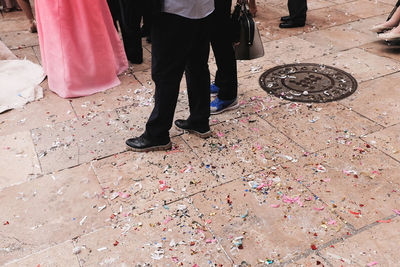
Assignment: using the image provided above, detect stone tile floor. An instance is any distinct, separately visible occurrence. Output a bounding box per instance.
[1,0,400,266]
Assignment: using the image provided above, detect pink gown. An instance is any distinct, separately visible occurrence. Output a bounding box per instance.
[35,0,128,98]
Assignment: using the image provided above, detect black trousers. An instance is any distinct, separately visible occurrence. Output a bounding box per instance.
[211,0,238,100]
[107,0,143,64]
[145,13,212,140]
[288,0,307,22]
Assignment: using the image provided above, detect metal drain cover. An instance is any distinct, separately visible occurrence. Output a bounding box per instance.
[259,63,358,103]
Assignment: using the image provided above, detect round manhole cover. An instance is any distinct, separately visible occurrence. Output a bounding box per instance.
[259,63,358,103]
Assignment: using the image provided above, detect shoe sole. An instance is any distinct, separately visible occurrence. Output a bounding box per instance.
[210,92,218,97]
[126,142,172,152]
[210,102,240,115]
[175,126,212,139]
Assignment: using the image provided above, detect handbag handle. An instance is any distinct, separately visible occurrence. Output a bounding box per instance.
[240,2,255,46]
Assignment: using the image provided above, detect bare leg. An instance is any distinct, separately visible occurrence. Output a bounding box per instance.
[15,0,36,32]
[382,7,400,28]
[248,0,257,17]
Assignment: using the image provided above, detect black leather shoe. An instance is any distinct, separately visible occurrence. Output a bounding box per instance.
[126,134,171,152]
[280,15,291,21]
[279,20,305,28]
[175,119,211,138]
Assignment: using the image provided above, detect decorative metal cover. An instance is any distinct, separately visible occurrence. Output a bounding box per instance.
[259,63,358,103]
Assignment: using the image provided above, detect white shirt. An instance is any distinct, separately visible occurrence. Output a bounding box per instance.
[163,0,215,19]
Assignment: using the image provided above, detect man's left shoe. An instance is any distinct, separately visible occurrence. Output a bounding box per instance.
[279,20,305,28]
[174,119,211,138]
[126,134,172,152]
[210,97,239,115]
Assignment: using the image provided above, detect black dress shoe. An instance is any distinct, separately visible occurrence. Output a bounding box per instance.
[174,119,211,138]
[126,134,171,152]
[279,20,306,28]
[280,15,291,21]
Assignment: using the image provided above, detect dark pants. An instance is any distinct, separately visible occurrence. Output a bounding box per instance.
[211,0,238,100]
[141,1,153,35]
[107,0,143,64]
[145,13,211,140]
[288,0,307,22]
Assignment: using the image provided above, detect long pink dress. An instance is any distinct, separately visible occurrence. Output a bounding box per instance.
[35,0,128,98]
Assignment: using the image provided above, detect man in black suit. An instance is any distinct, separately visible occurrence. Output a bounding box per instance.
[279,0,307,28]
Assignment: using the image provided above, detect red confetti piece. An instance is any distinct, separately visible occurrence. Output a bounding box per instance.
[349,210,361,215]
[376,219,391,223]
[113,241,119,246]
[3,221,9,225]
[310,244,317,250]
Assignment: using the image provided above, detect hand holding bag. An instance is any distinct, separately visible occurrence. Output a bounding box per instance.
[233,2,264,60]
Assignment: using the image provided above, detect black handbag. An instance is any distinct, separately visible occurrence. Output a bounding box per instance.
[233,2,264,60]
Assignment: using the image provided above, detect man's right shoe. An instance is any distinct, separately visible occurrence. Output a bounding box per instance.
[174,119,211,138]
[281,15,291,22]
[126,134,172,152]
[210,83,220,96]
[279,20,306,28]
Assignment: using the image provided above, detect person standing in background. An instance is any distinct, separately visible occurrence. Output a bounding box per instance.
[35,0,128,98]
[126,0,215,152]
[279,0,307,28]
[209,0,239,115]
[107,0,144,64]
[16,0,36,32]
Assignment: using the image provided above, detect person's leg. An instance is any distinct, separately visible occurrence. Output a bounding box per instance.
[248,0,257,17]
[144,13,190,141]
[107,0,120,30]
[185,15,211,129]
[288,0,307,23]
[141,0,152,37]
[382,6,400,28]
[211,0,238,101]
[118,0,143,63]
[16,0,36,32]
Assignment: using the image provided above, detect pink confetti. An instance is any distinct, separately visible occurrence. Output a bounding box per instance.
[205,239,217,243]
[367,261,378,266]
[296,200,304,207]
[206,219,212,224]
[328,219,337,225]
[270,204,280,208]
[119,192,131,199]
[313,206,325,211]
[256,183,266,190]
[393,209,400,215]
[217,132,224,137]
[282,195,300,204]
[163,216,172,225]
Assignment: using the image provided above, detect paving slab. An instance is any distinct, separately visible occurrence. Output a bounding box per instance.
[320,216,400,266]
[284,139,400,229]
[191,167,348,265]
[0,164,109,265]
[4,241,79,267]
[259,102,382,153]
[363,123,400,162]
[340,72,400,127]
[91,136,218,214]
[0,131,41,189]
[0,81,76,137]
[309,48,400,82]
[73,202,231,266]
[31,110,130,174]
